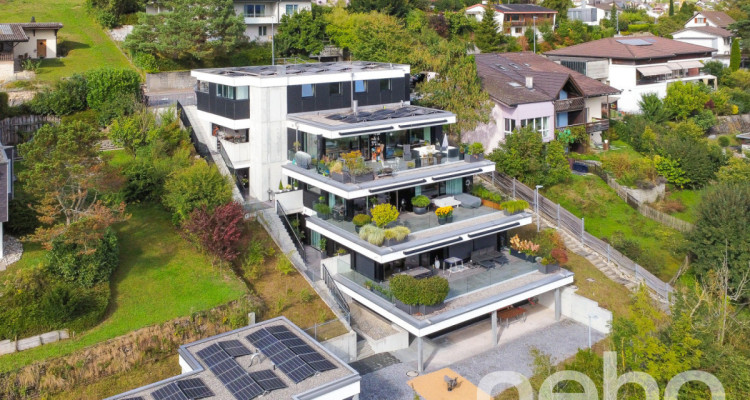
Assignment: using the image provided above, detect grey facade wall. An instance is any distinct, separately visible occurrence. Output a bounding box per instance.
[145,71,196,92]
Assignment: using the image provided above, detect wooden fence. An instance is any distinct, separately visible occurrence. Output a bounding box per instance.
[0,115,60,145]
[488,171,675,303]
[583,162,695,233]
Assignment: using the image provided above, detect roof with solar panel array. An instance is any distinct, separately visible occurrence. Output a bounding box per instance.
[193,61,409,79]
[105,317,360,400]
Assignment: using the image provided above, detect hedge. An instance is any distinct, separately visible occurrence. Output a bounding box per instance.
[390,274,450,306]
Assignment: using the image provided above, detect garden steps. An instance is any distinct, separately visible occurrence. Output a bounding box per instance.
[356,340,375,360]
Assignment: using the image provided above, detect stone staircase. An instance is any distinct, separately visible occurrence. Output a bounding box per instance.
[356,340,375,360]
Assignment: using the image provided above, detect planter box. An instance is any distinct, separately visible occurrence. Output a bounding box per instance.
[331,171,350,183]
[384,238,407,246]
[352,171,375,183]
[538,263,560,274]
[509,248,536,262]
[481,199,503,210]
[393,298,445,315]
[438,217,447,225]
[467,153,485,163]
[413,206,428,215]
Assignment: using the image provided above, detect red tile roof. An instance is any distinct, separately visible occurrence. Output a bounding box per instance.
[0,22,62,42]
[543,36,715,60]
[475,52,620,107]
[673,26,733,38]
[694,11,735,28]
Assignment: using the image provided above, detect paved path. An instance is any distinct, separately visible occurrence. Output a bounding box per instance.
[359,318,604,399]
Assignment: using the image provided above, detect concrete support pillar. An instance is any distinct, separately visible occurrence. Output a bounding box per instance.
[491,310,498,347]
[417,336,424,373]
[555,288,561,321]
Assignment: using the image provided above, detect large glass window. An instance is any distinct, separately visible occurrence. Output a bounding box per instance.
[197,80,209,93]
[518,117,550,137]
[302,84,314,98]
[244,4,266,17]
[216,84,248,100]
[354,80,366,93]
[285,4,299,15]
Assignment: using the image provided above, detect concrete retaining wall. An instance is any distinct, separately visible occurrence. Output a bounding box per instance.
[145,71,196,92]
[0,329,69,356]
[539,287,612,334]
[322,330,358,363]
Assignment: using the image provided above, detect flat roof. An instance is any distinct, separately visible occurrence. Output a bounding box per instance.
[193,61,410,79]
[106,317,359,400]
[287,104,456,137]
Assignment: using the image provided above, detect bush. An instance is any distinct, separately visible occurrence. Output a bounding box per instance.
[46,228,119,288]
[276,253,296,275]
[6,196,40,236]
[411,195,430,208]
[352,213,371,227]
[246,240,269,267]
[313,202,331,216]
[468,141,484,155]
[371,203,399,228]
[163,160,233,224]
[501,199,529,214]
[358,224,385,245]
[96,95,138,126]
[0,92,8,119]
[471,182,503,203]
[61,109,99,126]
[390,274,420,306]
[183,202,245,262]
[718,136,730,147]
[134,52,159,73]
[384,226,410,241]
[85,68,141,112]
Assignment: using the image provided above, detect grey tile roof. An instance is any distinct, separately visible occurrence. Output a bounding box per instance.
[494,4,557,13]
[544,36,715,60]
[694,11,735,28]
[0,22,63,42]
[475,52,620,107]
[673,26,734,38]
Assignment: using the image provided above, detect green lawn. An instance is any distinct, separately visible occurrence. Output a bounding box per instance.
[663,187,705,224]
[543,174,684,282]
[0,0,132,83]
[0,203,247,373]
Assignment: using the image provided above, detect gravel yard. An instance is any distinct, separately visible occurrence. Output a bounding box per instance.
[359,317,604,400]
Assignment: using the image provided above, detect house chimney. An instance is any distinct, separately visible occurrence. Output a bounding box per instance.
[352,99,358,115]
[525,76,534,89]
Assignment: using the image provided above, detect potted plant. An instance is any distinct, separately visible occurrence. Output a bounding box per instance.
[458,143,466,160]
[407,161,416,169]
[411,195,430,215]
[435,206,453,225]
[371,203,399,228]
[539,248,567,274]
[329,161,347,183]
[359,224,386,246]
[394,148,404,158]
[319,237,327,255]
[466,142,485,162]
[352,214,371,233]
[435,151,444,164]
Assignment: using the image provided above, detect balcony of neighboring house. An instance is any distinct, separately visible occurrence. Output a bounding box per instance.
[242,4,278,25]
[553,96,586,113]
[635,61,715,87]
[504,17,554,27]
[555,118,610,135]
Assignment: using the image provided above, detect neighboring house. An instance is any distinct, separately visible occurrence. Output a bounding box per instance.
[567,0,607,26]
[684,10,735,29]
[0,21,63,79]
[146,0,312,43]
[192,60,575,374]
[465,3,557,38]
[672,26,734,66]
[545,36,717,113]
[104,317,361,400]
[464,52,619,151]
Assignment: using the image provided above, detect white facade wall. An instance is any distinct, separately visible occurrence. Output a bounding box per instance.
[672,30,731,58]
[13,28,57,59]
[684,12,720,28]
[235,1,312,42]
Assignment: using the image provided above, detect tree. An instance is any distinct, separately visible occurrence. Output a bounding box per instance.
[542,0,573,20]
[163,160,233,224]
[638,93,672,123]
[662,81,710,120]
[276,7,328,57]
[657,122,726,188]
[488,126,569,186]
[730,39,741,71]
[669,0,674,16]
[18,122,127,250]
[729,6,750,52]
[108,105,156,155]
[347,0,421,18]
[544,140,572,185]
[325,10,413,63]
[475,6,502,52]
[124,0,246,64]
[689,182,750,296]
[183,202,244,263]
[46,227,119,288]
[702,60,727,83]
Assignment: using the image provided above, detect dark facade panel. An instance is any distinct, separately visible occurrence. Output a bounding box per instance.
[286,77,410,114]
[195,83,250,120]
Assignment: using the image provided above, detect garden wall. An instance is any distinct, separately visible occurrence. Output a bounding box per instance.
[0,330,69,356]
[538,287,612,334]
[711,114,750,136]
[145,71,196,93]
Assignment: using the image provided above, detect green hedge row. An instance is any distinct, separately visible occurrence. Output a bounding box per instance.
[390,274,450,306]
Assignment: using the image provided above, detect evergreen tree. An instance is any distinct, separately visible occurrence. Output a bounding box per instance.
[668,0,674,16]
[730,39,741,71]
[475,5,501,52]
[609,4,618,31]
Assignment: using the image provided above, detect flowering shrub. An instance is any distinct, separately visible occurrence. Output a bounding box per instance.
[435,206,453,218]
[510,234,540,256]
[371,203,399,228]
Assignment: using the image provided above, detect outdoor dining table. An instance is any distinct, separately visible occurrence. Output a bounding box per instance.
[444,257,465,276]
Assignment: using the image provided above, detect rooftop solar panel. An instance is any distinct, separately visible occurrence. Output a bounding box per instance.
[249,370,288,392]
[122,398,145,400]
[219,340,252,358]
[307,359,337,372]
[289,343,316,355]
[151,383,188,400]
[0,25,12,35]
[225,375,264,400]
[615,38,653,46]
[278,357,316,383]
[176,378,214,399]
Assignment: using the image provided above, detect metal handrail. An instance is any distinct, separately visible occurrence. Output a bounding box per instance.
[276,200,306,263]
[322,262,350,315]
